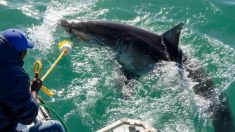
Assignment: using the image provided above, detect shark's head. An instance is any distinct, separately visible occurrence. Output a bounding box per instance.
[60,19,73,34]
[60,19,86,37]
[60,19,91,40]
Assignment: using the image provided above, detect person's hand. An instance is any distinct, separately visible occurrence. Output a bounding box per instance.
[31,77,42,93]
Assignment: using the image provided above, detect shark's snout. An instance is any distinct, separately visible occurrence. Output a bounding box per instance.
[59,19,69,26]
[59,19,72,33]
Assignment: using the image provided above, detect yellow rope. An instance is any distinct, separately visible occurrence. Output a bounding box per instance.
[33,49,67,96]
[33,60,42,77]
[33,40,72,97]
[40,86,54,96]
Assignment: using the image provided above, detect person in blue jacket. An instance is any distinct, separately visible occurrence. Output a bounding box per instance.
[0,29,64,132]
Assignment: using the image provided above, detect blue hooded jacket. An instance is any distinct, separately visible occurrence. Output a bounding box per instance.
[0,35,39,131]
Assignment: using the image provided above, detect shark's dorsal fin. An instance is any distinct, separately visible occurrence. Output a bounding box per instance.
[162,23,184,48]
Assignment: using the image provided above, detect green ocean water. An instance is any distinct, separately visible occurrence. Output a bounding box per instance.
[1,0,235,132]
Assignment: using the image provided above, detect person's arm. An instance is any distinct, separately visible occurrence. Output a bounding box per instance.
[4,77,39,125]
[31,91,38,99]
[30,77,42,100]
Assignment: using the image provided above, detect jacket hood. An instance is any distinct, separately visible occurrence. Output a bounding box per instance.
[0,35,24,66]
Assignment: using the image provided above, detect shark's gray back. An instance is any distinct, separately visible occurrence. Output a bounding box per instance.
[69,21,176,61]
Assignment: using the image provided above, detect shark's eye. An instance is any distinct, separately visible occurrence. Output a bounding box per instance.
[69,28,72,33]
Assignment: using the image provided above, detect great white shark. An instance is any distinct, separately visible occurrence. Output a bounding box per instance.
[60,19,234,131]
[60,19,183,79]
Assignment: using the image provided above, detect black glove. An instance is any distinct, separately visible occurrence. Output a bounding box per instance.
[31,77,42,93]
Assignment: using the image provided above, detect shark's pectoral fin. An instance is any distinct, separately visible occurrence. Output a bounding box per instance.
[162,23,184,48]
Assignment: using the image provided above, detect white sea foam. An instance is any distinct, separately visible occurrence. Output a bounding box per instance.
[18,4,40,20]
[27,0,98,54]
[0,0,7,5]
